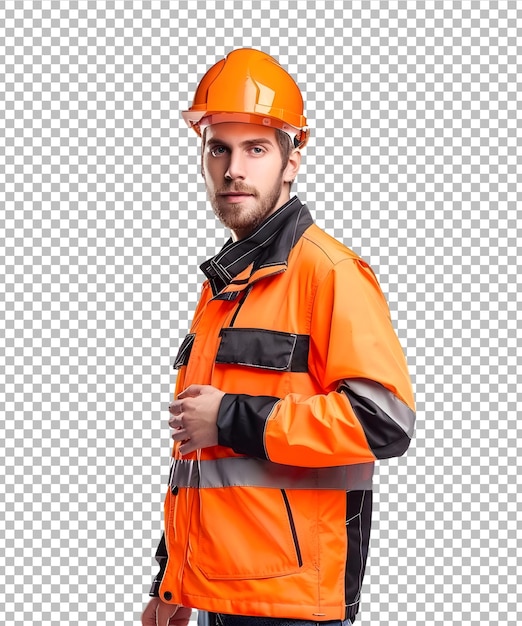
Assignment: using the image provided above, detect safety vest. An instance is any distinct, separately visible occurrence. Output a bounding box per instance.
[157,199,415,621]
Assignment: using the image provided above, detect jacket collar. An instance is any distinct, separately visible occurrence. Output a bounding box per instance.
[200,196,314,296]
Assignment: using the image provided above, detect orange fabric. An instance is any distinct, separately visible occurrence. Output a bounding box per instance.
[159,223,414,619]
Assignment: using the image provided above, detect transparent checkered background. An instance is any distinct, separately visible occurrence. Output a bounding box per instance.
[1,1,520,624]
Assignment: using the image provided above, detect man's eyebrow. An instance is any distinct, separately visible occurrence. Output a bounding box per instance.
[206,137,276,148]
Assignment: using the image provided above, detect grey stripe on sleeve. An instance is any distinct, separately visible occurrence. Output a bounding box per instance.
[342,378,415,438]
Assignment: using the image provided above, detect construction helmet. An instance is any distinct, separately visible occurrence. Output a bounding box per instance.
[182,48,310,149]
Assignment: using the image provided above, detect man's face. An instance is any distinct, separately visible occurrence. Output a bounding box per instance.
[201,122,300,240]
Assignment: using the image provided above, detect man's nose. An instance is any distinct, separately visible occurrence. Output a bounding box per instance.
[224,150,246,180]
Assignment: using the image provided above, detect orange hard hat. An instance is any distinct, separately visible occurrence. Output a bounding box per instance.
[182,49,310,148]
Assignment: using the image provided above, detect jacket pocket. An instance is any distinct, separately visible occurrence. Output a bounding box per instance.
[216,328,309,372]
[196,487,304,580]
[280,489,303,567]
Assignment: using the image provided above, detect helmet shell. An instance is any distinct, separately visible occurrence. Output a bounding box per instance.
[182,49,309,148]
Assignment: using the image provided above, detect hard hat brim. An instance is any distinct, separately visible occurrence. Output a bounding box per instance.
[182,111,309,148]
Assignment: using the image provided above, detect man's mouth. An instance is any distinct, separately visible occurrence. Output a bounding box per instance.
[218,192,254,202]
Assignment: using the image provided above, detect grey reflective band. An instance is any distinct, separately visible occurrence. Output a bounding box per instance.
[342,378,415,438]
[169,456,374,492]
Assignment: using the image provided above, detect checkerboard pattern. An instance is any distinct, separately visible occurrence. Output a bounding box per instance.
[1,1,520,624]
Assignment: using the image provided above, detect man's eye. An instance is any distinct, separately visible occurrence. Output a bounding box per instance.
[210,146,227,156]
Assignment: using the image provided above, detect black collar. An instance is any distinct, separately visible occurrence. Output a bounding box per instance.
[200,196,314,296]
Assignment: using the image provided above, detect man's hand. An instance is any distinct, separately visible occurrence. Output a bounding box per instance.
[141,597,192,626]
[169,384,225,455]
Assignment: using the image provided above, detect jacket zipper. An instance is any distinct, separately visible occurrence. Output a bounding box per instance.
[280,489,303,567]
[228,284,253,327]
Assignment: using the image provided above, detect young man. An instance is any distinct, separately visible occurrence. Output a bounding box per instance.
[142,49,415,626]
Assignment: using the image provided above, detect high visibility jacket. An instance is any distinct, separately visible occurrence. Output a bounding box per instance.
[153,198,415,622]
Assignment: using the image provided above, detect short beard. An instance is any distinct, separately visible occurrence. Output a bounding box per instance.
[208,170,286,238]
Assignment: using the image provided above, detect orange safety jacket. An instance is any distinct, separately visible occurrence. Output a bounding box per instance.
[151,197,415,622]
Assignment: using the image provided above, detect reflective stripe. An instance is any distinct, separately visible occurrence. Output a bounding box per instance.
[342,378,415,438]
[169,456,374,492]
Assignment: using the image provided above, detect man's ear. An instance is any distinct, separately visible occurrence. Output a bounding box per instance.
[283,149,302,183]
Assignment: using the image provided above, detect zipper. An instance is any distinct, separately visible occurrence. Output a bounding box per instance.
[228,284,253,327]
[226,261,287,324]
[280,489,303,567]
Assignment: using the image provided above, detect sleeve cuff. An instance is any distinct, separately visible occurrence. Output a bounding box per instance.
[217,393,280,459]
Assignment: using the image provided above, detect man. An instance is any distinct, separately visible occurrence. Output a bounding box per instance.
[142,48,415,626]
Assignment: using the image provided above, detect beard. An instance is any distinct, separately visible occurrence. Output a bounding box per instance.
[208,172,286,238]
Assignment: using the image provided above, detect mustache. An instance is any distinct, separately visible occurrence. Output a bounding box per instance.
[216,183,257,196]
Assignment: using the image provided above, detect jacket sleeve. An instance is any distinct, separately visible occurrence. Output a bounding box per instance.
[217,258,415,467]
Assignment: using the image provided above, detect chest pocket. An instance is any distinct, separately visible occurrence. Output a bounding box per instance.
[216,328,309,372]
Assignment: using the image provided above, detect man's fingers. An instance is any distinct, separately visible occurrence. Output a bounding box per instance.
[168,411,184,429]
[141,602,154,625]
[157,602,181,626]
[142,598,165,625]
[170,606,192,626]
[178,439,197,455]
[177,384,204,399]
[169,401,183,416]
[142,599,192,626]
[171,429,189,441]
